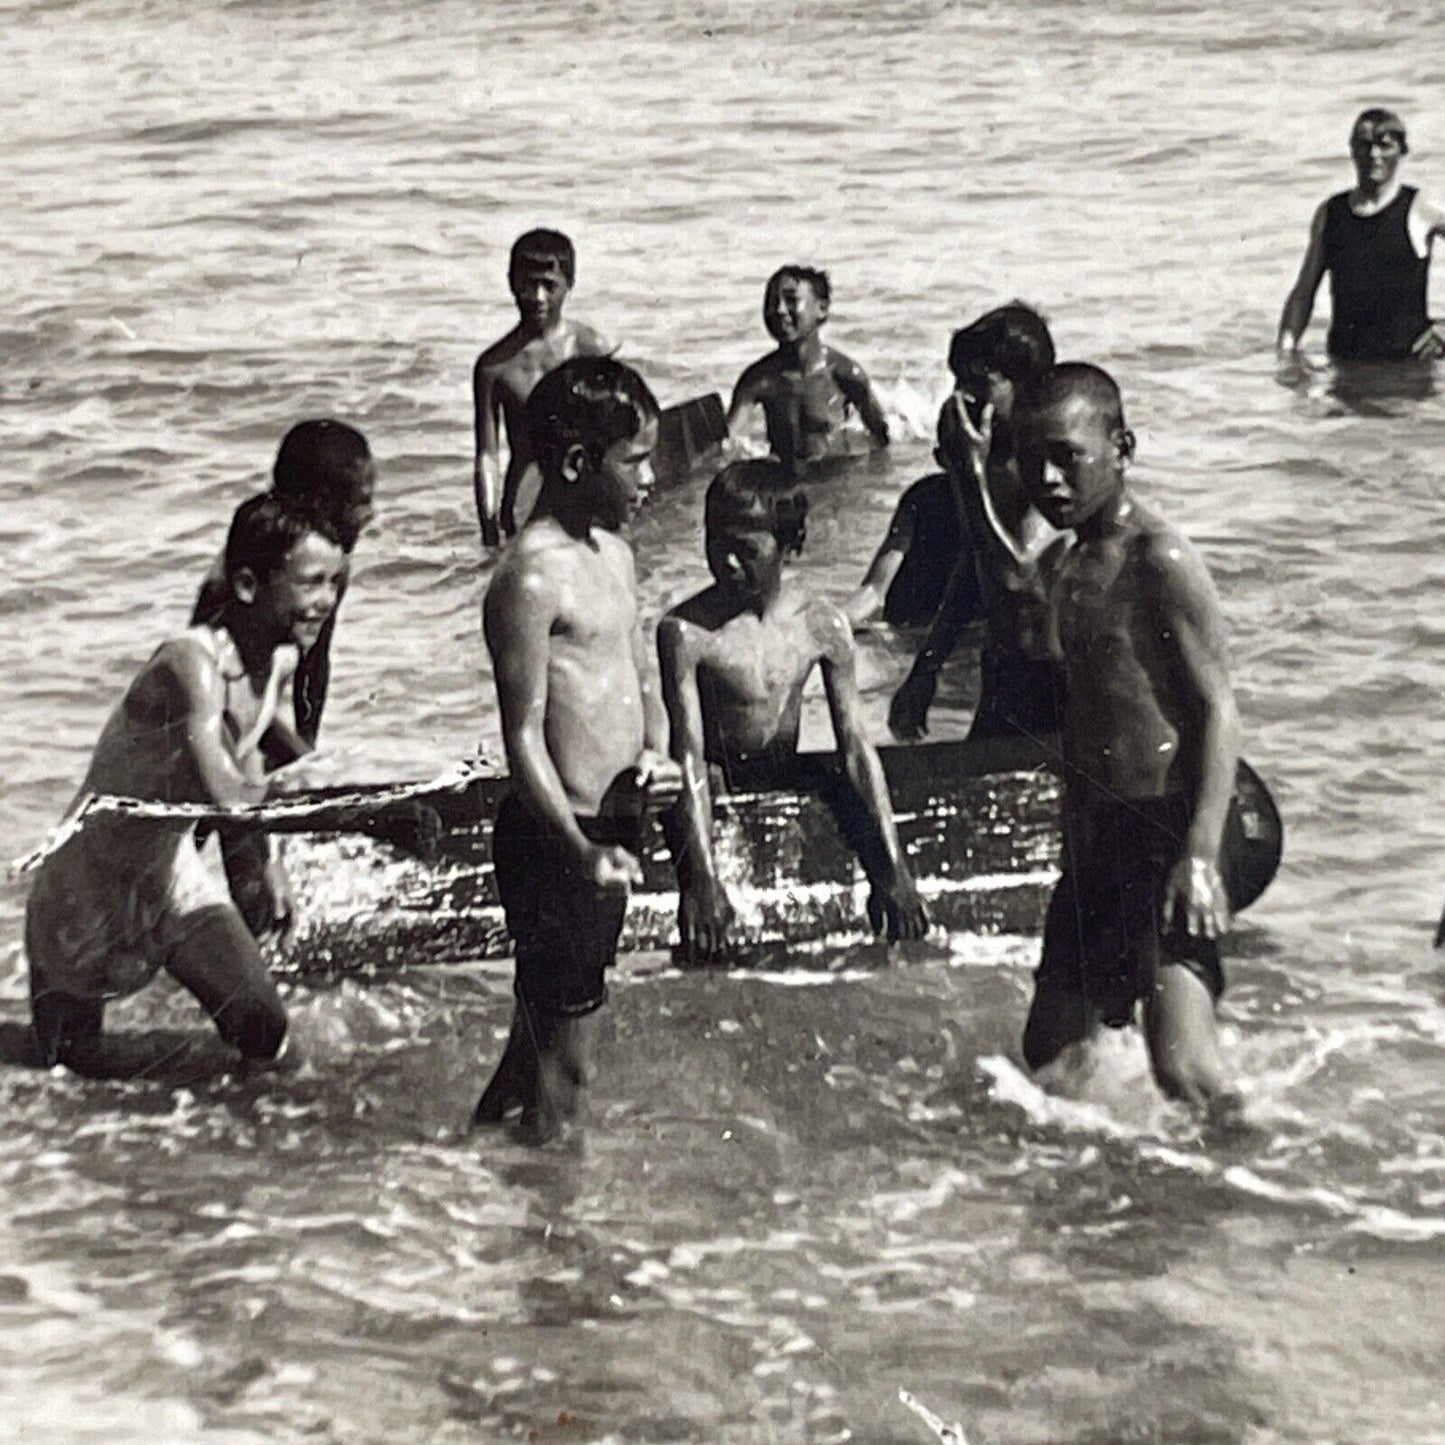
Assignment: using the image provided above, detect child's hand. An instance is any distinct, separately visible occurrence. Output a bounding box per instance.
[586,843,643,893]
[1162,854,1229,939]
[635,750,683,810]
[867,874,929,942]
[678,876,737,964]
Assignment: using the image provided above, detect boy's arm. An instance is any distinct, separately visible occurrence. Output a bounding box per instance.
[1147,534,1242,939]
[814,603,927,941]
[725,361,766,437]
[1411,197,1445,359]
[657,615,735,962]
[472,357,503,546]
[831,351,890,445]
[483,562,639,889]
[845,494,916,626]
[887,558,978,740]
[631,591,681,799]
[1278,201,1328,355]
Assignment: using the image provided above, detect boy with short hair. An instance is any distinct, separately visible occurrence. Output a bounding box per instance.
[888,303,1063,743]
[472,355,680,1141]
[472,228,612,545]
[1014,363,1243,1112]
[191,419,376,935]
[726,266,890,474]
[26,494,347,1075]
[659,459,927,964]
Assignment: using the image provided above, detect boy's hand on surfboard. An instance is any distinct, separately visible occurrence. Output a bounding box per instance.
[678,877,737,965]
[1162,854,1229,940]
[635,750,683,810]
[868,874,929,943]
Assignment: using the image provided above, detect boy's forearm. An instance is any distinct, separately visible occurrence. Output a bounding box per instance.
[909,561,974,677]
[842,736,908,885]
[1184,694,1242,862]
[674,752,721,887]
[506,730,595,865]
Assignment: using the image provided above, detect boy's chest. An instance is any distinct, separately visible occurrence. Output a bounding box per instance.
[1057,548,1138,660]
[706,617,812,702]
[554,558,636,649]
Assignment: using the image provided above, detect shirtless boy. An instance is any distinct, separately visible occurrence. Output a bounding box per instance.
[1014,364,1243,1112]
[1279,108,1445,362]
[26,494,347,1074]
[192,419,376,935]
[888,304,1064,743]
[472,228,612,545]
[473,356,680,1141]
[658,460,927,964]
[726,266,890,474]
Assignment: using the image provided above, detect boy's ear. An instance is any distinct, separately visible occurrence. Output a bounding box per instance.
[559,442,590,484]
[231,567,260,605]
[1116,427,1137,463]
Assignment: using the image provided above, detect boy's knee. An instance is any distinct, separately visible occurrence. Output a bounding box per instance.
[215,995,288,1061]
[1150,1051,1227,1109]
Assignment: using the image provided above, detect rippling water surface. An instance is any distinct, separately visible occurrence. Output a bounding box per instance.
[3,1,1444,1440]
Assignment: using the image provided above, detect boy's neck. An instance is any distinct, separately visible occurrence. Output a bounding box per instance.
[1075,487,1134,544]
[780,331,825,368]
[1353,175,1400,210]
[520,313,565,342]
[532,495,601,546]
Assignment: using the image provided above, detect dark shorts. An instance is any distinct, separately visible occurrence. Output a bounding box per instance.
[1036,792,1240,1027]
[492,794,641,1018]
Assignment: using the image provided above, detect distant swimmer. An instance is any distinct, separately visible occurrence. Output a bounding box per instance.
[1014,364,1245,1117]
[473,357,681,1142]
[888,304,1065,743]
[472,228,612,545]
[1278,108,1445,363]
[192,420,377,936]
[726,265,890,473]
[26,494,347,1075]
[658,460,926,964]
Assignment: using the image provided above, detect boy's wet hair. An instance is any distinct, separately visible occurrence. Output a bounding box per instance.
[704,459,808,556]
[765,265,832,307]
[1351,107,1408,155]
[271,419,374,550]
[948,303,1056,388]
[224,492,338,586]
[1020,362,1129,434]
[526,355,659,479]
[509,228,577,286]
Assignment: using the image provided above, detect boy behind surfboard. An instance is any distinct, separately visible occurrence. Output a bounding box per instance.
[26,494,347,1075]
[658,459,927,963]
[1014,363,1244,1115]
[726,266,890,474]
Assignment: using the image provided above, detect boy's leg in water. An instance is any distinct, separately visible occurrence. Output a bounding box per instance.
[475,992,600,1143]
[29,960,105,1071]
[1143,961,1237,1114]
[473,1004,538,1123]
[1022,878,1094,1071]
[162,904,288,1062]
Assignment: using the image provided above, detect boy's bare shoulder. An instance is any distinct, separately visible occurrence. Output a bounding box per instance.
[474,328,528,375]
[824,345,869,382]
[571,321,612,355]
[800,593,854,658]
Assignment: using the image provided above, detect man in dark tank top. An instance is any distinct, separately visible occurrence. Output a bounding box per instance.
[1279,109,1445,362]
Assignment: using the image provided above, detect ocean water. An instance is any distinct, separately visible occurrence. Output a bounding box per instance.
[2,0,1444,1440]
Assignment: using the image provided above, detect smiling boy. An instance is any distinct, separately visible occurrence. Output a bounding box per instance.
[26,495,347,1074]
[473,356,680,1141]
[1014,364,1243,1114]
[658,459,926,963]
[1279,108,1445,361]
[726,266,890,473]
[472,229,612,544]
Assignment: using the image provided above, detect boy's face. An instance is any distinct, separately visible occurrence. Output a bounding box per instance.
[1350,122,1404,187]
[706,505,785,605]
[1016,392,1125,532]
[249,531,347,653]
[951,356,1015,426]
[764,276,827,344]
[510,258,570,328]
[577,416,658,531]
[340,464,376,548]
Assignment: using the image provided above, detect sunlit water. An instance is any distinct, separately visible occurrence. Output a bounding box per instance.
[2,1,1444,1440]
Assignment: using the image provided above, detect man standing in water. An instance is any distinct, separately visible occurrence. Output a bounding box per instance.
[473,356,679,1142]
[1278,108,1445,362]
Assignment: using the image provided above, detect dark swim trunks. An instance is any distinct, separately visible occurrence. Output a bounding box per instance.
[491,793,643,1017]
[1036,791,1243,1027]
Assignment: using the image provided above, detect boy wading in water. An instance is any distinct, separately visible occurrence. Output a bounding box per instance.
[658,460,927,964]
[726,266,890,474]
[1015,364,1243,1115]
[474,356,680,1141]
[472,229,612,546]
[26,495,347,1074]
